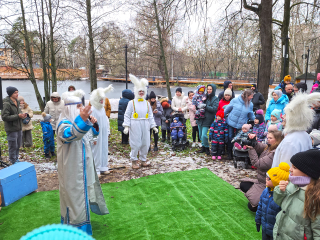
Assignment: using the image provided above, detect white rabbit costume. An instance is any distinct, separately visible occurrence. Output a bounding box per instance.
[272,92,320,168]
[123,74,157,162]
[89,85,113,174]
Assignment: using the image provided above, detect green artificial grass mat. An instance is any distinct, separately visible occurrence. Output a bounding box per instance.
[0,168,260,240]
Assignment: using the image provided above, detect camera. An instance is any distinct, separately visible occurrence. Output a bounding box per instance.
[241,138,258,148]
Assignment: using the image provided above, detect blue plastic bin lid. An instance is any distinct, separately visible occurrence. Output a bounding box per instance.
[0,162,35,184]
[20,224,95,240]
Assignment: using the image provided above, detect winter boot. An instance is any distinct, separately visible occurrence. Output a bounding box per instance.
[132,161,140,169]
[45,153,50,158]
[217,156,222,160]
[197,146,206,153]
[51,152,56,157]
[154,146,158,151]
[161,130,166,142]
[141,161,150,167]
[227,150,233,160]
[205,147,210,156]
[212,156,216,160]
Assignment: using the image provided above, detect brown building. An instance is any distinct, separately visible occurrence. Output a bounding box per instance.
[0,47,13,66]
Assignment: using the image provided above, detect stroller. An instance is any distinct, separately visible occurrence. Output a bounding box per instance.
[169,112,189,151]
[232,120,256,169]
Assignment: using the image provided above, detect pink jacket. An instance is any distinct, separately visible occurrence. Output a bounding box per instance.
[311,83,319,93]
[186,98,197,127]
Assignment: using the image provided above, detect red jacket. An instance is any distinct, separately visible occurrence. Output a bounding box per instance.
[217,99,230,112]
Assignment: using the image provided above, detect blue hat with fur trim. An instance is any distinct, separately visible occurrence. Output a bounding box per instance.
[174,117,179,122]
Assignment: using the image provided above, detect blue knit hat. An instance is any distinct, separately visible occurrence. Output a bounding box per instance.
[271,109,282,121]
[174,117,179,122]
[20,224,95,240]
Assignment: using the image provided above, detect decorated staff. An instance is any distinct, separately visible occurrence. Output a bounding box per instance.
[123,74,157,169]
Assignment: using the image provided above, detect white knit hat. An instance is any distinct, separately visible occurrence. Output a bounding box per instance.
[224,88,232,96]
[310,129,320,146]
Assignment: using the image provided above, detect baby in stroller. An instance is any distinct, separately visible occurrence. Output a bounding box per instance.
[170,117,185,144]
[192,85,206,120]
[232,124,252,150]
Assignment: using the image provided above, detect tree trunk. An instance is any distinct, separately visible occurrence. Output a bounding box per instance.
[86,0,97,91]
[316,48,320,77]
[40,0,49,101]
[153,0,171,100]
[20,0,44,111]
[258,1,273,107]
[280,0,291,79]
[243,0,272,109]
[48,0,57,92]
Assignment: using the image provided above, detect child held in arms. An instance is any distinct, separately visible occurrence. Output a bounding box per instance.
[41,112,55,158]
[170,117,185,144]
[192,85,206,119]
[255,162,290,240]
[209,110,228,160]
[232,123,252,150]
[252,109,266,143]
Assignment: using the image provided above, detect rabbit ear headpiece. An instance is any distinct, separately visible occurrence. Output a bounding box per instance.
[61,89,85,105]
[284,92,320,134]
[90,85,114,109]
[129,74,149,99]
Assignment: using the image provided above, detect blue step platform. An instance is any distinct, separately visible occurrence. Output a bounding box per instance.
[0,162,38,206]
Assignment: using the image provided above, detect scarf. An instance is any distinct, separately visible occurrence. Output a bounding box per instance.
[289,175,311,187]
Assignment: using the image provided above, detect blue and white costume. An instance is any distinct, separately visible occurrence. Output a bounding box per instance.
[57,90,108,235]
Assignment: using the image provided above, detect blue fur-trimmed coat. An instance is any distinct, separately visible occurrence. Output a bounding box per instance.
[255,188,281,237]
[252,123,266,142]
[209,118,228,156]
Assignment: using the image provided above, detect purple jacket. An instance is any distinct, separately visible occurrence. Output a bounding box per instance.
[252,123,266,142]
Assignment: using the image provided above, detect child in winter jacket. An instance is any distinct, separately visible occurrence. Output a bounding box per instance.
[309,129,320,149]
[161,98,173,142]
[252,109,266,143]
[217,88,232,112]
[170,117,185,144]
[232,123,251,150]
[41,112,55,158]
[255,162,290,240]
[264,109,282,135]
[192,85,206,119]
[273,149,320,239]
[209,110,228,160]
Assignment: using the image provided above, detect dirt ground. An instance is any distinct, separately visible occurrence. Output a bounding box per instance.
[2,141,257,192]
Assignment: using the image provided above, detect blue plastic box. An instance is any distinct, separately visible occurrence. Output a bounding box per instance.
[0,162,38,206]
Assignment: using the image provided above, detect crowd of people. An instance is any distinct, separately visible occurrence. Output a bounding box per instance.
[2,73,320,239]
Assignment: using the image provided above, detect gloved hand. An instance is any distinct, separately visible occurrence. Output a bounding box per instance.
[199,103,206,109]
[256,223,260,232]
[123,126,129,135]
[152,127,158,134]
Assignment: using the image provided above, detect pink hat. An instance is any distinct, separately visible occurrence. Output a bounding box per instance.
[317,73,320,81]
[242,124,252,131]
[268,124,278,132]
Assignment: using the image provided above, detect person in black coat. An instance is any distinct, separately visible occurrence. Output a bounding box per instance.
[118,89,134,144]
[250,84,265,112]
[218,80,235,100]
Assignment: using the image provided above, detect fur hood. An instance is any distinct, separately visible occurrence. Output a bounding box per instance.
[174,92,185,99]
[129,74,148,99]
[90,85,114,110]
[269,94,289,105]
[284,92,320,134]
[61,89,85,105]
